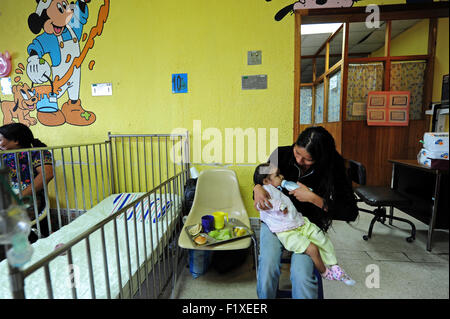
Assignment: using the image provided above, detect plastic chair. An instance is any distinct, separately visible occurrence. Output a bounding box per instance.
[346,159,416,242]
[178,168,259,271]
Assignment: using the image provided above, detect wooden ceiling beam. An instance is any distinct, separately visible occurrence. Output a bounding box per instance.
[296,3,449,24]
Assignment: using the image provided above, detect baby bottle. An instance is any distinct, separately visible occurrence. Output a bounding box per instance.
[281,180,300,191]
[281,180,313,192]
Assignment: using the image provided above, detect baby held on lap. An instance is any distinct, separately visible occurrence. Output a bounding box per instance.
[254,163,355,286]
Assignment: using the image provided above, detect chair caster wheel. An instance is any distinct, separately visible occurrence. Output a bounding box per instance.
[363,235,369,241]
[406,236,415,243]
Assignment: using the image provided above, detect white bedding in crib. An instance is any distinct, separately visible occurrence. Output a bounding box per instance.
[0,192,181,299]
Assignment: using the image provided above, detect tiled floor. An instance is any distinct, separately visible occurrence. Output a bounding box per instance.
[172,203,449,299]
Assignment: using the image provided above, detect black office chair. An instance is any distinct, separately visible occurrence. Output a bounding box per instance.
[346,159,416,243]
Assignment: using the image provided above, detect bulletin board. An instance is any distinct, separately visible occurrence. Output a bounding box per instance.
[367,91,410,126]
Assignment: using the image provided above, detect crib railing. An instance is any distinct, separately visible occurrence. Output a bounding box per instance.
[0,141,113,237]
[0,132,190,237]
[1,132,190,299]
[8,172,186,299]
[108,133,190,194]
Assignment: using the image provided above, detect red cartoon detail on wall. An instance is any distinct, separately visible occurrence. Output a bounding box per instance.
[1,0,110,127]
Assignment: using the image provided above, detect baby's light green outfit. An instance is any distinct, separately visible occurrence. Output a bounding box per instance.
[260,184,337,265]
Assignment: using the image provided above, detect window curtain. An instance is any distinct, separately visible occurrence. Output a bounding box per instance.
[328,70,341,122]
[314,82,324,124]
[300,87,313,124]
[390,61,426,120]
[346,63,384,120]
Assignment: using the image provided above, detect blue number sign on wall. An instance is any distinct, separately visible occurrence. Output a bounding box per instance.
[172,73,188,93]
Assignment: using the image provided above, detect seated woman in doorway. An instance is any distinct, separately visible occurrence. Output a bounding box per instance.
[0,123,54,243]
[253,126,358,299]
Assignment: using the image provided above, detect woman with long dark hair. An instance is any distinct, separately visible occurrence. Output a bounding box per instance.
[0,123,54,243]
[253,126,358,299]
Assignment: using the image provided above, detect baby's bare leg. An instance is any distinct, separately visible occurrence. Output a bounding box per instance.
[304,243,326,274]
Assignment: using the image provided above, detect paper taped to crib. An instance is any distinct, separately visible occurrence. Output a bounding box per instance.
[111,193,174,223]
[0,192,181,299]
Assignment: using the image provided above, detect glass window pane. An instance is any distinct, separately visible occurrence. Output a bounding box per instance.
[316,47,326,79]
[329,27,343,69]
[301,58,314,83]
[300,87,313,124]
[390,19,427,56]
[328,70,341,122]
[348,22,386,58]
[301,32,329,79]
[314,82,324,124]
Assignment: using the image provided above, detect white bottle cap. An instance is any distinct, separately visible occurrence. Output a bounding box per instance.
[190,166,199,179]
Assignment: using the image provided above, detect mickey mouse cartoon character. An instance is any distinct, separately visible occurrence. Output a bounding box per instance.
[27,0,95,126]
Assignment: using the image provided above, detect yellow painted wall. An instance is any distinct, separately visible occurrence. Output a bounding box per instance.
[371,19,429,57]
[0,0,295,217]
[0,0,448,217]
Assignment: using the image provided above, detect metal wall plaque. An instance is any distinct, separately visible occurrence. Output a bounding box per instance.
[242,75,267,90]
[248,50,262,65]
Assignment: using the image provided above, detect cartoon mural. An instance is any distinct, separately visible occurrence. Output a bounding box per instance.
[265,0,358,21]
[0,0,110,127]
[1,83,38,127]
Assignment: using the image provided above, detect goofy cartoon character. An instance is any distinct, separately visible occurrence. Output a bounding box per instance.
[27,0,95,126]
[265,0,357,21]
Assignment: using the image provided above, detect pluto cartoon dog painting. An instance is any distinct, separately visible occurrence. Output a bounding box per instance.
[1,83,38,127]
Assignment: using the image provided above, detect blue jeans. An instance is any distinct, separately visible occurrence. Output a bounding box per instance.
[257,222,319,299]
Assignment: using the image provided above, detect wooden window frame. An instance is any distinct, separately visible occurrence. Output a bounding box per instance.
[293,2,448,141]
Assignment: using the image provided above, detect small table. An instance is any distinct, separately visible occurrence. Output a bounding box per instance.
[389,159,449,251]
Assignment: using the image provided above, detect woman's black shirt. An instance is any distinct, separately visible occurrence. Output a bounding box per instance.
[268,145,358,231]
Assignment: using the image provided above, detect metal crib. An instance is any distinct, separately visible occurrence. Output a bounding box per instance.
[0,132,190,299]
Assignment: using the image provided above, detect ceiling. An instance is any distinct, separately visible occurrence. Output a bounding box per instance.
[300,19,422,83]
